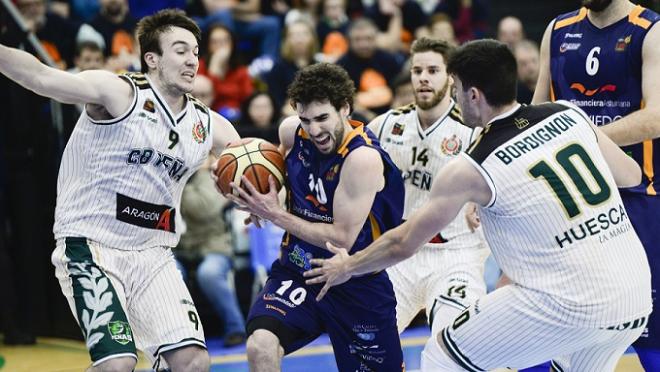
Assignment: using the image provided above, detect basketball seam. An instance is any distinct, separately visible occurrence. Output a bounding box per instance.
[244,143,264,193]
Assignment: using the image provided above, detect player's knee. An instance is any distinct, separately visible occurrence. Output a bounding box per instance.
[89,356,136,372]
[421,332,465,371]
[247,329,281,360]
[165,346,210,372]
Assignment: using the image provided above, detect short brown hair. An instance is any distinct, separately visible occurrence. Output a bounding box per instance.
[287,63,355,112]
[410,37,454,64]
[136,9,201,73]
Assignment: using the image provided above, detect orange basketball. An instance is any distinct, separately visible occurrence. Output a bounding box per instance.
[215,138,286,196]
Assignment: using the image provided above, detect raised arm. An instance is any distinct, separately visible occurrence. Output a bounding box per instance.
[531,20,555,104]
[599,23,660,146]
[0,44,132,116]
[210,111,241,155]
[278,115,300,155]
[304,156,492,299]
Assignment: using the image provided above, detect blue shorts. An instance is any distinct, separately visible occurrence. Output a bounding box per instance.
[621,191,660,350]
[247,260,404,371]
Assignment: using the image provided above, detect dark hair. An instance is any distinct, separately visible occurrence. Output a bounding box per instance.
[203,23,241,71]
[136,9,202,73]
[287,63,355,112]
[75,41,103,57]
[410,37,454,64]
[240,91,278,126]
[446,39,517,107]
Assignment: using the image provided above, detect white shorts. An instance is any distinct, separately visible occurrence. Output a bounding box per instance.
[51,237,205,369]
[387,245,488,334]
[423,284,647,371]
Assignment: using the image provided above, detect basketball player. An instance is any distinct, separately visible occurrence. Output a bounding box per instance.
[368,37,487,336]
[533,1,660,368]
[227,63,406,372]
[305,40,652,372]
[0,9,240,372]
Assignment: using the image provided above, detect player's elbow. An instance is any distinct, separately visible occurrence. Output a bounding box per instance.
[618,161,643,188]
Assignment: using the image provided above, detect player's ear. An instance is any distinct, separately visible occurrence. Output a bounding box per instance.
[143,52,158,70]
[339,102,350,119]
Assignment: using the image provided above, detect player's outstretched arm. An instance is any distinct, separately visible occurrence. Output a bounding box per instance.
[304,156,492,300]
[0,44,132,116]
[593,122,642,187]
[277,115,301,156]
[210,111,241,155]
[531,20,555,104]
[599,23,660,146]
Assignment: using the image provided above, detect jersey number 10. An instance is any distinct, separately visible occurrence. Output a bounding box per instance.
[528,143,611,219]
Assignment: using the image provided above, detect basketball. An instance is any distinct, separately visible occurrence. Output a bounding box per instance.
[215,138,286,196]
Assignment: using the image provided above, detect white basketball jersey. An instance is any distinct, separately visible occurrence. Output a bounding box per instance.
[377,101,480,248]
[54,73,213,250]
[464,101,651,326]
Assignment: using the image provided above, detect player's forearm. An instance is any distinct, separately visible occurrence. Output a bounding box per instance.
[600,108,660,146]
[345,227,413,277]
[0,44,50,94]
[270,208,353,251]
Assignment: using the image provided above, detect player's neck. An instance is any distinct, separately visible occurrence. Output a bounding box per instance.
[587,0,635,28]
[148,74,187,115]
[483,101,520,127]
[417,94,451,130]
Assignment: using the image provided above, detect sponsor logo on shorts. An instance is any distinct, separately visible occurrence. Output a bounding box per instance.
[263,293,297,308]
[108,321,133,345]
[265,304,287,316]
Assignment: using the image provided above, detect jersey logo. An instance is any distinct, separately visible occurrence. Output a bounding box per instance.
[559,42,581,52]
[441,135,462,155]
[391,122,405,135]
[192,121,207,143]
[143,99,155,113]
[116,193,176,233]
[514,117,530,129]
[615,35,632,52]
[325,164,340,181]
[569,82,617,96]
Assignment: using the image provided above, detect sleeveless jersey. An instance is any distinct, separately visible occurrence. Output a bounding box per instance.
[280,121,405,275]
[550,5,660,195]
[377,101,480,248]
[464,102,651,327]
[54,72,213,250]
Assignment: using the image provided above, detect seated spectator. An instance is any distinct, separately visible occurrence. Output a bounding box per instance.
[200,0,281,76]
[284,0,322,25]
[90,0,138,61]
[15,0,104,69]
[429,13,458,46]
[176,156,247,348]
[514,39,540,104]
[497,15,525,50]
[238,92,280,143]
[198,24,253,121]
[265,20,319,116]
[337,18,402,115]
[316,0,350,63]
[434,0,488,43]
[366,0,429,54]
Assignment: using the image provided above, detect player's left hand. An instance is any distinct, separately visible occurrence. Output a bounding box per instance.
[465,202,480,232]
[227,175,281,221]
[303,242,352,301]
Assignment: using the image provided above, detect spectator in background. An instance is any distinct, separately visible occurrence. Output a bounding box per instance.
[177,156,247,348]
[497,15,524,50]
[513,39,539,104]
[15,0,104,68]
[429,13,458,46]
[200,0,281,76]
[266,20,319,116]
[128,0,187,19]
[90,0,137,59]
[198,24,253,121]
[285,0,322,25]
[192,74,215,107]
[434,0,488,43]
[316,0,350,63]
[238,92,280,143]
[390,70,414,108]
[337,18,402,116]
[366,0,429,54]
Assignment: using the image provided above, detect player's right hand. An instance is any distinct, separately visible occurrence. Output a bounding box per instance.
[304,242,352,301]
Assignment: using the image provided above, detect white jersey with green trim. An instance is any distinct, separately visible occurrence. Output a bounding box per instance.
[54,73,213,250]
[464,101,651,327]
[377,101,480,249]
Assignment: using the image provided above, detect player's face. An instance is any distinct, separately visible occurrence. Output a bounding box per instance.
[582,0,613,12]
[452,77,480,128]
[411,51,450,110]
[296,101,347,154]
[154,27,199,95]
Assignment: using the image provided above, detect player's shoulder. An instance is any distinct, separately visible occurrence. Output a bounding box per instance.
[467,103,572,164]
[389,103,417,116]
[553,7,588,31]
[186,93,210,116]
[121,71,151,90]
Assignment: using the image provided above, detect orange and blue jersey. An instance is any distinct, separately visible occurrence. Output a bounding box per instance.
[279,120,405,275]
[549,5,660,195]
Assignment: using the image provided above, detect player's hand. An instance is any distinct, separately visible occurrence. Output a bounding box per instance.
[227,175,281,221]
[465,202,480,232]
[303,242,352,301]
